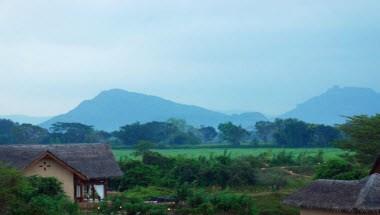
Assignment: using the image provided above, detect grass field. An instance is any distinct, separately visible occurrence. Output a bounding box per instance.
[112,147,344,160]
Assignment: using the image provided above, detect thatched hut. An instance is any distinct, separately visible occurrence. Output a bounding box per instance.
[0,143,122,202]
[283,173,380,215]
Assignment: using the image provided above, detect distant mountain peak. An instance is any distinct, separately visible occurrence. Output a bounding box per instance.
[281,86,380,125]
[41,89,266,131]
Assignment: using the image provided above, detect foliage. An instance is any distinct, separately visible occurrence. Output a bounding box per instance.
[116,121,201,146]
[1,116,342,147]
[114,149,328,192]
[0,119,49,144]
[218,122,249,146]
[257,168,289,191]
[315,158,367,180]
[113,147,343,160]
[118,159,160,190]
[337,114,380,165]
[252,193,298,215]
[177,190,257,215]
[0,164,29,215]
[98,194,167,215]
[27,176,64,196]
[0,164,79,215]
[198,126,218,142]
[49,122,105,143]
[255,119,341,147]
[133,140,155,156]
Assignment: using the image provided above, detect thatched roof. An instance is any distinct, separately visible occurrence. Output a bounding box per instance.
[283,174,380,213]
[370,156,380,174]
[0,143,123,179]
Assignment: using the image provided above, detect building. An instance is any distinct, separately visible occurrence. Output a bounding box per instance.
[0,143,123,202]
[284,158,380,215]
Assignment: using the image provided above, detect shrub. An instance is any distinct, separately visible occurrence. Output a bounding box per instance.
[315,159,367,180]
[0,164,80,215]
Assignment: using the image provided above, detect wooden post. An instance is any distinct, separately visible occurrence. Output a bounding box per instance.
[104,178,108,199]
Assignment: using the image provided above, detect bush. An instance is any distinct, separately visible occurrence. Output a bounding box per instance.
[0,164,80,215]
[98,194,167,215]
[315,159,367,180]
[182,190,257,215]
[257,168,288,191]
[118,159,160,190]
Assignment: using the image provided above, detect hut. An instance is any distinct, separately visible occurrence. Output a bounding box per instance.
[0,143,123,202]
[283,156,380,215]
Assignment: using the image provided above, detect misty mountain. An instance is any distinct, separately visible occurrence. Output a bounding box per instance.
[41,89,267,131]
[0,115,51,125]
[281,86,380,125]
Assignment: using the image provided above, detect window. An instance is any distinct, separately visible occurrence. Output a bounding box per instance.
[76,185,81,198]
[94,185,105,200]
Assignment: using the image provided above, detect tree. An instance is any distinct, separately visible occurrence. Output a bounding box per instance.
[310,124,341,147]
[49,122,101,143]
[218,122,248,146]
[133,140,155,156]
[12,124,49,144]
[116,121,202,146]
[0,119,17,144]
[255,121,277,144]
[0,164,28,214]
[273,119,312,147]
[198,126,217,142]
[337,115,380,165]
[117,122,178,145]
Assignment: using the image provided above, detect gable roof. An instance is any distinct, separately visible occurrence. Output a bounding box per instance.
[283,173,380,213]
[0,143,123,179]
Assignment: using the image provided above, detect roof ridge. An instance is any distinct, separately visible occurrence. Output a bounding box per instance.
[354,174,377,208]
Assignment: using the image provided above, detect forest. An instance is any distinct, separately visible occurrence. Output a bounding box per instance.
[0,118,341,148]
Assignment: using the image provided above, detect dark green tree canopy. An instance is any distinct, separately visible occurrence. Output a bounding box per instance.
[337,114,380,165]
[49,122,101,143]
[218,122,248,146]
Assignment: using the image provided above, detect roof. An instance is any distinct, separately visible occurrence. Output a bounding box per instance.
[370,155,380,174]
[0,143,123,179]
[283,173,380,213]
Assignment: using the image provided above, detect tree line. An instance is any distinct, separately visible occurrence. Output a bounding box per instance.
[0,117,341,147]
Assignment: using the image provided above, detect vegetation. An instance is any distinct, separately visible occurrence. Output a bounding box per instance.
[2,114,380,215]
[218,122,249,146]
[104,148,327,215]
[113,147,343,160]
[315,158,367,180]
[255,119,341,147]
[0,164,80,215]
[0,117,341,148]
[337,114,380,165]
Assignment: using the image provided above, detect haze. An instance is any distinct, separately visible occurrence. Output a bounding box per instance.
[1,0,379,116]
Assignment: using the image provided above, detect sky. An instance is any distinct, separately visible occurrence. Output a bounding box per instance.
[0,0,379,117]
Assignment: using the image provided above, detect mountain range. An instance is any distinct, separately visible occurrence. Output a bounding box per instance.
[40,89,267,131]
[281,86,380,125]
[3,86,380,131]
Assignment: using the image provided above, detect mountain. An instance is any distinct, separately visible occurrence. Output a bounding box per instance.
[41,89,267,131]
[281,86,380,125]
[0,115,51,125]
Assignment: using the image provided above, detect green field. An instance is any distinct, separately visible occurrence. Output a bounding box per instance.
[112,147,344,160]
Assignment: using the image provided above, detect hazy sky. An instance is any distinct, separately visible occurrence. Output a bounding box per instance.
[1,0,379,116]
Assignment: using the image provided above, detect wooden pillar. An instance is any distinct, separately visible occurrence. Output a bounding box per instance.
[104,178,108,198]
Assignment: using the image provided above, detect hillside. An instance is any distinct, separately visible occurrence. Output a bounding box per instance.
[41,89,266,131]
[281,86,380,125]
